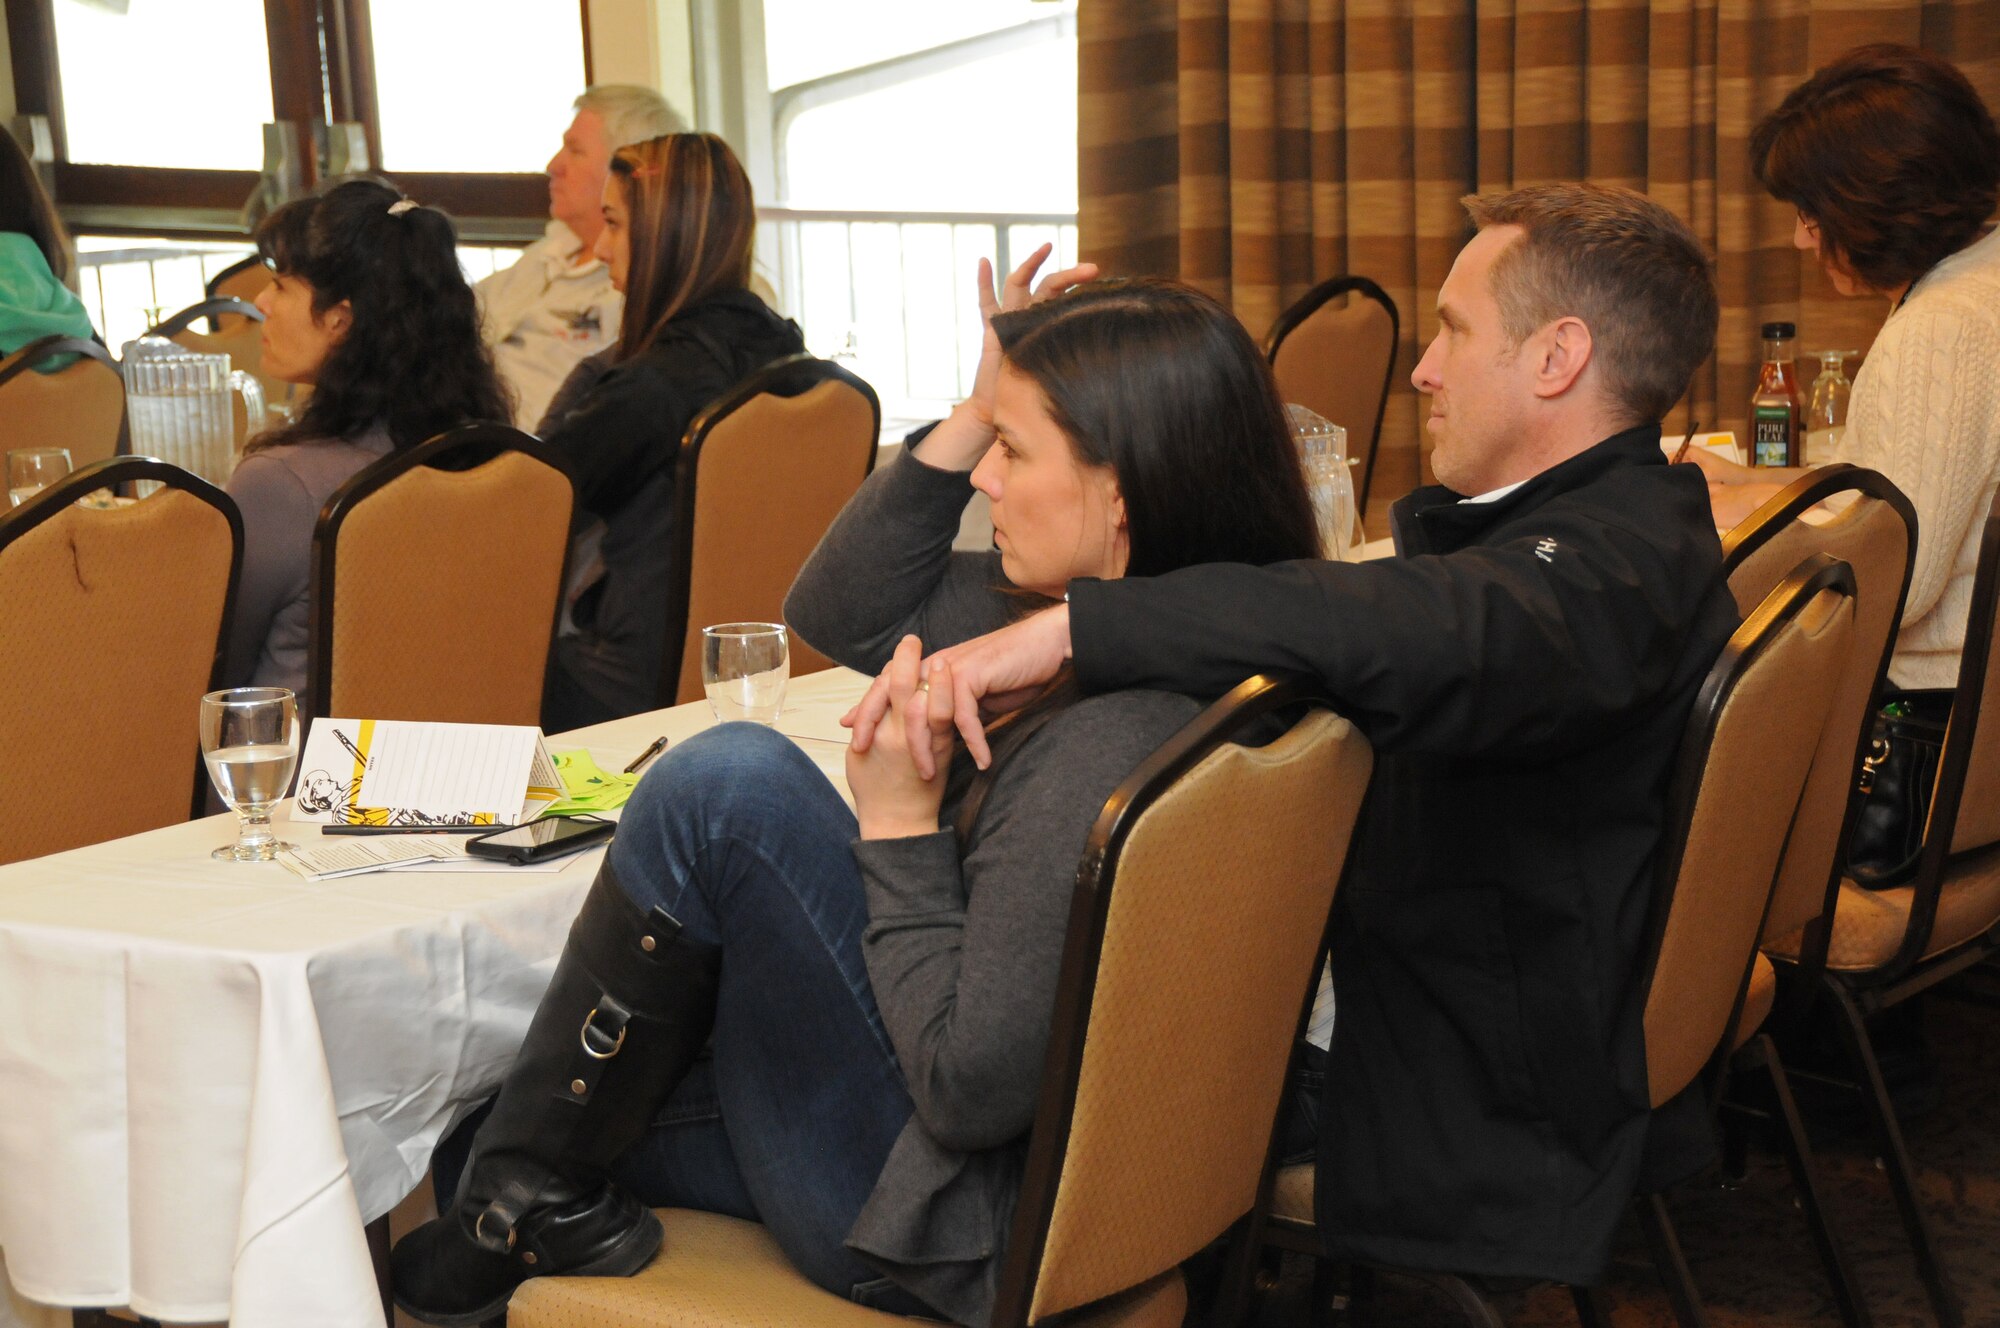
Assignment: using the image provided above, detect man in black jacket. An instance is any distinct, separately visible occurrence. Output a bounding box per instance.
[851,183,1739,1284]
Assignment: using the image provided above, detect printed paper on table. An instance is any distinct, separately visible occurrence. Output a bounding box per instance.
[291,719,562,826]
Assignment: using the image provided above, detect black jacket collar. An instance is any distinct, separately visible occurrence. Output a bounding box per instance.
[1393,423,1664,555]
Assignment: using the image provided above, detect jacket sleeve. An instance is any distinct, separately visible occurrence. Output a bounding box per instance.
[853,691,1192,1150]
[1070,505,1725,759]
[784,450,1016,675]
[536,360,686,518]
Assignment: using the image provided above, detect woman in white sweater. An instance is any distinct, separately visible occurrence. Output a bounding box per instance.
[1698,43,2000,690]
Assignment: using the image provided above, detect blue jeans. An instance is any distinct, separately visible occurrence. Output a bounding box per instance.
[441,724,931,1314]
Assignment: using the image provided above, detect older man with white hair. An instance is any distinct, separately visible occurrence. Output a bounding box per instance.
[478,84,685,430]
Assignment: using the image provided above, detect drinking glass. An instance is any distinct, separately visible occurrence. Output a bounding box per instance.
[7,447,72,507]
[702,623,790,725]
[200,687,300,861]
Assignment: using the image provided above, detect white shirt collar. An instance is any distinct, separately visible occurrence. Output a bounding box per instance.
[542,219,606,278]
[1458,479,1527,505]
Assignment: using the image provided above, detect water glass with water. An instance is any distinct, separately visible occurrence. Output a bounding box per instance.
[1288,404,1359,560]
[702,623,790,726]
[200,687,300,861]
[8,447,72,507]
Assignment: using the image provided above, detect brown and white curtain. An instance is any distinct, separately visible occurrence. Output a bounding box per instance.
[1078,0,2000,513]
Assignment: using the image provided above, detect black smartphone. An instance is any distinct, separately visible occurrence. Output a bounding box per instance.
[465,815,616,865]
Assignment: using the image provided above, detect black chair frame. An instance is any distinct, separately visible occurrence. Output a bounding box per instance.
[203,254,272,327]
[1263,275,1400,512]
[1,455,244,821]
[306,422,575,723]
[655,353,881,708]
[144,296,264,339]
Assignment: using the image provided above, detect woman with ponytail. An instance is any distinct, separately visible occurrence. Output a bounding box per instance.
[536,132,806,730]
[221,177,511,696]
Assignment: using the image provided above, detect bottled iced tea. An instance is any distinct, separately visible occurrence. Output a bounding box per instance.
[1749,321,1803,467]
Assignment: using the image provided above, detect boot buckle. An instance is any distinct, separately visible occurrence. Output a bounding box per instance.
[580,1006,628,1060]
[474,1206,518,1253]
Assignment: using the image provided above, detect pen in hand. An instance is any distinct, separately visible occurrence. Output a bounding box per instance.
[1672,419,1701,465]
[624,736,670,775]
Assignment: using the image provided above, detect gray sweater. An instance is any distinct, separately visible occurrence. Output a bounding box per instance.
[785,452,1197,1326]
[222,428,394,698]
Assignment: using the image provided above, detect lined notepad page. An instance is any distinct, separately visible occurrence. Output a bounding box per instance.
[356,723,542,819]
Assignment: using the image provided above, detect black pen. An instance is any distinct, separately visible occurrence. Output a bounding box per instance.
[624,736,669,775]
[322,824,502,836]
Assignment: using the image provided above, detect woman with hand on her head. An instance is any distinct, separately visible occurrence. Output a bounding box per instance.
[1693,44,2000,691]
[535,132,806,731]
[390,253,1321,1328]
[220,178,511,698]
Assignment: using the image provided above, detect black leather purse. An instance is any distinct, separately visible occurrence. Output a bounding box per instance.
[1847,689,1954,889]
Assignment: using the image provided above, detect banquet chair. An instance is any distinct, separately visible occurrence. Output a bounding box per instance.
[144,297,289,440]
[1760,489,2000,1328]
[1264,276,1399,512]
[1246,556,1859,1328]
[659,353,879,706]
[0,334,127,466]
[1708,464,1917,1326]
[308,423,573,725]
[0,457,242,867]
[507,672,1375,1328]
[204,253,273,325]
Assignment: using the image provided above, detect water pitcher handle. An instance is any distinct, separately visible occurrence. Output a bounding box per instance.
[229,370,267,444]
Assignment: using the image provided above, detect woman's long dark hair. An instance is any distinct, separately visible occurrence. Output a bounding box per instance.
[0,126,72,282]
[609,133,756,363]
[248,177,511,452]
[950,278,1322,840]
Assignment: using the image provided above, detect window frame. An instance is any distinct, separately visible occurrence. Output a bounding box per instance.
[6,0,585,242]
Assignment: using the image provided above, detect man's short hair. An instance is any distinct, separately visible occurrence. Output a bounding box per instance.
[1462,183,1717,427]
[574,85,687,150]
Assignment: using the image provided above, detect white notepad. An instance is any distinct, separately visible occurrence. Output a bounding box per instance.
[292,718,562,827]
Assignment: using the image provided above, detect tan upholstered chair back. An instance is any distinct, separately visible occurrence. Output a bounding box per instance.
[667,358,879,705]
[0,459,240,865]
[1002,678,1374,1324]
[1721,466,1916,941]
[312,427,573,725]
[1643,557,1856,1107]
[1265,277,1399,511]
[1938,491,2000,854]
[0,337,126,468]
[205,256,273,325]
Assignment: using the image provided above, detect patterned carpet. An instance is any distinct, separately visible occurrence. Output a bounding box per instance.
[1248,987,2000,1328]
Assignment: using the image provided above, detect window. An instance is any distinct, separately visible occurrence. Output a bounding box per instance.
[53,0,274,171]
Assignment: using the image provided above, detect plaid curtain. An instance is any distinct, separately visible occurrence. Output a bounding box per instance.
[1079,0,2000,517]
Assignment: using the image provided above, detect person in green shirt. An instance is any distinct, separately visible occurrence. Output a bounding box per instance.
[0,127,98,365]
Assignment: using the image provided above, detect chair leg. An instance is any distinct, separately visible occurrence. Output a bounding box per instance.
[1306,1255,1338,1328]
[1635,1192,1709,1328]
[1570,1283,1616,1328]
[1210,1215,1263,1328]
[1743,1034,1873,1328]
[1825,979,1963,1328]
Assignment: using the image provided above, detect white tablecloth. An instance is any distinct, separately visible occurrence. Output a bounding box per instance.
[0,669,866,1327]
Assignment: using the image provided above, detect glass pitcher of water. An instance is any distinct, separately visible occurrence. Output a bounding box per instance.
[1289,403,1359,560]
[121,337,265,487]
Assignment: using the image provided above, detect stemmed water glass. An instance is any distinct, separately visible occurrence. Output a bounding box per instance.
[7,448,72,507]
[701,623,790,725]
[200,687,301,861]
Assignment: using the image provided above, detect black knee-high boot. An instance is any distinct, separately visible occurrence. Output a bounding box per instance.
[391,862,723,1327]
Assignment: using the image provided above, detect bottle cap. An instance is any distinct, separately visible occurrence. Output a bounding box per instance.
[1761,321,1797,339]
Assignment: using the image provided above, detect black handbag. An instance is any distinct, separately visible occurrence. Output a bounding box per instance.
[1847,688,1954,889]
